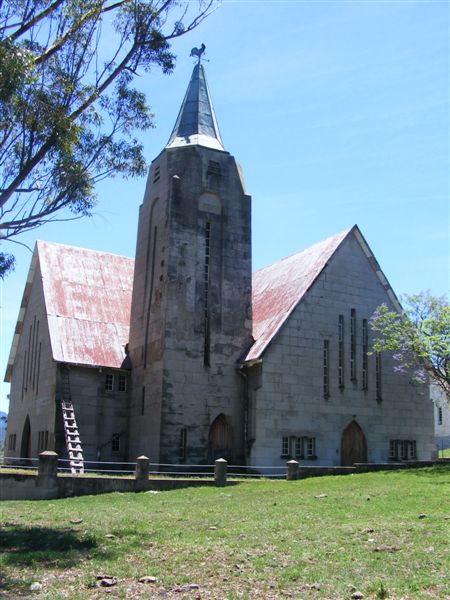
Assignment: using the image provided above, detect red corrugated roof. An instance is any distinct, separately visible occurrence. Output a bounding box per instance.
[37,240,134,369]
[9,229,359,374]
[244,228,353,362]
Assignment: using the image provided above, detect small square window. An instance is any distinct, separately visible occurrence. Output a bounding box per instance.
[118,374,127,392]
[105,374,114,391]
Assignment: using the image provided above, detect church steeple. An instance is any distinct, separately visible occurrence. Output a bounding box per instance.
[166,63,224,151]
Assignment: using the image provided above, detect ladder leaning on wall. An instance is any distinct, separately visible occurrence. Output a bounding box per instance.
[60,367,85,474]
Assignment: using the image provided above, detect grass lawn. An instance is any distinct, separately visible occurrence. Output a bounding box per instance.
[0,466,448,599]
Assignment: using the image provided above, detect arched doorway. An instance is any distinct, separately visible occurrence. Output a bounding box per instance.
[341,420,367,466]
[20,415,31,463]
[208,414,233,462]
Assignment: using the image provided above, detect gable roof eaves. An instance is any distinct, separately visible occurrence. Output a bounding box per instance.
[4,243,40,382]
[243,227,353,364]
[352,226,402,313]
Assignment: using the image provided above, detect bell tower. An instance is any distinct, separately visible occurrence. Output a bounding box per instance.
[127,60,253,464]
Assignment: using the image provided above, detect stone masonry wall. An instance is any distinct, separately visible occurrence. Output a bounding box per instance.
[5,261,57,460]
[159,146,252,464]
[248,232,435,467]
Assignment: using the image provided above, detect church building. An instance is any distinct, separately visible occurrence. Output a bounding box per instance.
[4,61,435,470]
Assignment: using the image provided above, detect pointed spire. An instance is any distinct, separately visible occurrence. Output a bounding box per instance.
[166,63,224,151]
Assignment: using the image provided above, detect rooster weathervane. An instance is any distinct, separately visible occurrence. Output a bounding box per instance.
[190,43,209,63]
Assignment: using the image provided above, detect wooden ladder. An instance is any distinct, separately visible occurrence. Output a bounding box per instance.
[60,368,85,474]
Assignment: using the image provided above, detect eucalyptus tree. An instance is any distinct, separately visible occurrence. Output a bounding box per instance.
[0,0,217,276]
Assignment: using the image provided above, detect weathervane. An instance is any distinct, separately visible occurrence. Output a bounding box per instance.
[190,43,209,63]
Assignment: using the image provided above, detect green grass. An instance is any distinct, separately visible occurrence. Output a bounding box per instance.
[0,466,449,599]
[438,448,450,459]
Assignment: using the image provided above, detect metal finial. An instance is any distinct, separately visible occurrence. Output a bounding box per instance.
[190,43,207,63]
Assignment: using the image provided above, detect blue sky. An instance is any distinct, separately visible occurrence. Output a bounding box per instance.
[1,0,449,412]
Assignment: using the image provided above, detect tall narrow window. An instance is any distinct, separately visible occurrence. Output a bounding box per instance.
[323,340,330,399]
[141,386,146,416]
[32,320,40,391]
[306,437,316,458]
[30,316,36,386]
[203,221,211,367]
[26,325,32,388]
[36,342,42,395]
[118,374,127,392]
[8,434,16,451]
[281,437,289,457]
[179,427,187,461]
[112,433,120,453]
[437,406,443,425]
[375,352,382,402]
[350,309,356,380]
[362,319,368,390]
[295,437,303,458]
[338,315,344,388]
[144,225,158,368]
[21,351,27,400]
[105,374,114,391]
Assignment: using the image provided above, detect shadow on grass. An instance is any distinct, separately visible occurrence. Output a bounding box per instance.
[0,524,113,596]
[0,524,106,567]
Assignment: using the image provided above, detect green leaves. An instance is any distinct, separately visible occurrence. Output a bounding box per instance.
[371,292,450,400]
[0,0,217,276]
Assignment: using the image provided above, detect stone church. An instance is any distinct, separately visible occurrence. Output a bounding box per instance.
[4,62,435,470]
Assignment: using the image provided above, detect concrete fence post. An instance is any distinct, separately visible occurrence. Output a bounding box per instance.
[135,455,150,491]
[286,459,299,481]
[214,458,227,487]
[37,451,58,483]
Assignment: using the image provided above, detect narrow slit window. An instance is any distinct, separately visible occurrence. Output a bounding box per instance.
[21,351,27,400]
[32,319,39,390]
[437,406,443,425]
[323,340,330,399]
[8,434,16,451]
[141,386,146,416]
[203,221,211,367]
[179,427,187,461]
[36,342,42,395]
[350,309,356,380]
[281,437,289,457]
[338,315,344,388]
[362,319,368,390]
[375,352,382,402]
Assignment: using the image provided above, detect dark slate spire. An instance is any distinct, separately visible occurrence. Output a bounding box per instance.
[166,63,224,151]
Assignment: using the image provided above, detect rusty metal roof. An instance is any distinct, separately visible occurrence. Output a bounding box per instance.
[7,226,399,378]
[39,240,134,369]
[244,228,353,363]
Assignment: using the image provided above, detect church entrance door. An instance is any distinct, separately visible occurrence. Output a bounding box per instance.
[208,414,233,462]
[341,420,367,466]
[20,415,31,464]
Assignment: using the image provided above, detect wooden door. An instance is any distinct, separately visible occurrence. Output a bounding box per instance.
[341,420,367,466]
[208,414,233,462]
